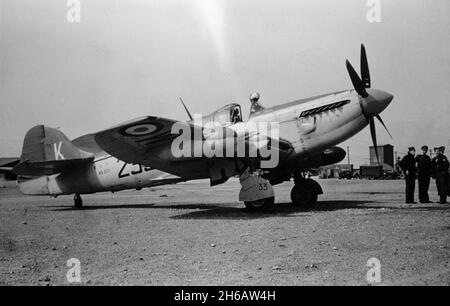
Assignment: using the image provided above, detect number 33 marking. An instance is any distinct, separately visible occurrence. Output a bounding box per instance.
[258,183,268,191]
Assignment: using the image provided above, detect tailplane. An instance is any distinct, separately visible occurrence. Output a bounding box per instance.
[20,125,83,162]
[13,125,93,176]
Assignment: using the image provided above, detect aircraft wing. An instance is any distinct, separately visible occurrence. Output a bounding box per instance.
[94,116,293,162]
[72,133,104,154]
[94,116,205,165]
[94,116,294,184]
[94,116,228,182]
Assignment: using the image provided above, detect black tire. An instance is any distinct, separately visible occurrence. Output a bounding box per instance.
[244,197,275,212]
[74,194,83,208]
[290,185,318,207]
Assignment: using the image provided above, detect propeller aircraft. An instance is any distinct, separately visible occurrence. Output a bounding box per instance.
[10,45,393,211]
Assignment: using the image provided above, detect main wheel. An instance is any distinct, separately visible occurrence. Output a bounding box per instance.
[290,185,317,207]
[244,197,275,212]
[74,194,83,208]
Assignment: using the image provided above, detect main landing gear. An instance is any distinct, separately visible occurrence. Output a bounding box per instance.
[290,175,323,207]
[74,194,83,208]
[238,169,323,212]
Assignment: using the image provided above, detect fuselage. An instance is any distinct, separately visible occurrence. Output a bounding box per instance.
[18,154,183,196]
[249,89,368,160]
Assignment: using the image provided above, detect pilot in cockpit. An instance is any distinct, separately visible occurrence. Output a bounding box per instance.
[231,106,242,123]
[249,92,265,116]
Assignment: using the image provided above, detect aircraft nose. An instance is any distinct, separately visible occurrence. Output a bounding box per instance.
[362,89,393,115]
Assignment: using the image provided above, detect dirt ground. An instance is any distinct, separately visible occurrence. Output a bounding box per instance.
[0,178,449,286]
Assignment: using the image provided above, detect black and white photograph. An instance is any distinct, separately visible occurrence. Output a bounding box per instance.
[0,0,449,292]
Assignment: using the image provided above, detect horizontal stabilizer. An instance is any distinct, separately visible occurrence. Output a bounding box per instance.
[0,157,20,167]
[12,157,94,176]
[0,167,14,171]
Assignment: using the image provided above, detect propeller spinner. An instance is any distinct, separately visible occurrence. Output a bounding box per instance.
[346,44,394,163]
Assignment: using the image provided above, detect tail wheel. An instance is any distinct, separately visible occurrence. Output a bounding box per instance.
[74,194,83,208]
[291,185,317,207]
[244,197,275,212]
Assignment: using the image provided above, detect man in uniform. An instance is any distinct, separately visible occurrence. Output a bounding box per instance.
[399,147,417,204]
[249,92,265,116]
[432,146,449,204]
[414,145,433,203]
[433,147,439,156]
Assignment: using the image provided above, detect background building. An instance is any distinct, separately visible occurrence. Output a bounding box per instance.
[369,144,394,171]
[319,164,354,179]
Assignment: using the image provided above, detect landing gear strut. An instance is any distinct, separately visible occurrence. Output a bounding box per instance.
[290,175,322,207]
[74,194,83,208]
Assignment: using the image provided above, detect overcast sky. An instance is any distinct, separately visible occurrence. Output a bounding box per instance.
[1,0,449,165]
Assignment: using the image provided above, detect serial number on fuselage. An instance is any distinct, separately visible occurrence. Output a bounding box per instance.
[96,159,152,178]
[118,162,152,178]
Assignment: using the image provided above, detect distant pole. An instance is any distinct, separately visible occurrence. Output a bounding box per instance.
[347,146,350,167]
[394,151,398,170]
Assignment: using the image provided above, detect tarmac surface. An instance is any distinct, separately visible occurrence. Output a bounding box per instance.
[0,178,449,285]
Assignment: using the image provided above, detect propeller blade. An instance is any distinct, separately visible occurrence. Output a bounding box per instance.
[346,60,368,98]
[375,114,393,138]
[369,116,380,164]
[360,44,371,88]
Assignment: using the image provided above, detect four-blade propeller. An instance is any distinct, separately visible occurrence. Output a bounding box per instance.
[346,44,392,164]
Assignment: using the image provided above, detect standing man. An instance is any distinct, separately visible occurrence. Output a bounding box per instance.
[433,147,439,158]
[399,147,417,204]
[432,146,449,204]
[414,145,433,203]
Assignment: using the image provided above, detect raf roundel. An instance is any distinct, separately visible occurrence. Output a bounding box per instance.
[121,123,161,136]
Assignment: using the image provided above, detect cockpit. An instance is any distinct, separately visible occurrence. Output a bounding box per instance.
[203,103,243,126]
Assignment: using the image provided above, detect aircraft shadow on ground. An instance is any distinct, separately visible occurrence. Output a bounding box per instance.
[45,200,408,219]
[47,199,449,219]
[170,200,379,220]
[171,202,449,220]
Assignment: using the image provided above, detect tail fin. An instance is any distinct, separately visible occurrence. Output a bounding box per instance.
[19,125,83,163]
[13,125,93,177]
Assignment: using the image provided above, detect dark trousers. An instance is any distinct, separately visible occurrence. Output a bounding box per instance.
[435,172,448,203]
[418,175,430,203]
[405,174,415,203]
